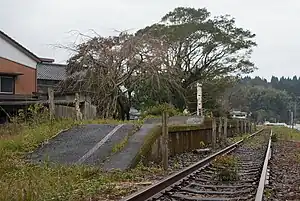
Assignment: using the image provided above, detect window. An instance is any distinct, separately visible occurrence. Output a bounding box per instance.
[0,76,14,94]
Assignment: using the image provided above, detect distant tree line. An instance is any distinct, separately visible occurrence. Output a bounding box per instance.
[227,76,299,123]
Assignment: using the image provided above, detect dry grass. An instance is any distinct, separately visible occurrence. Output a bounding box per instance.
[272,126,300,141]
[0,107,163,201]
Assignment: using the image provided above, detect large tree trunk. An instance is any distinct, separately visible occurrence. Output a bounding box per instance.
[117,95,131,120]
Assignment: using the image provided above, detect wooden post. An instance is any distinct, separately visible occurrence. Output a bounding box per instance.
[75,93,82,121]
[236,120,240,136]
[241,120,244,134]
[218,117,222,142]
[247,121,251,133]
[241,121,243,134]
[48,88,55,119]
[212,118,217,149]
[224,117,228,140]
[162,111,169,171]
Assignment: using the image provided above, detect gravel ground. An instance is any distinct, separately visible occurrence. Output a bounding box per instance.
[167,142,230,172]
[168,151,212,171]
[29,124,116,164]
[99,152,218,200]
[264,140,300,200]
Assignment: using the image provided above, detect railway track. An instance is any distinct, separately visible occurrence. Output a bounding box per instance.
[121,128,272,201]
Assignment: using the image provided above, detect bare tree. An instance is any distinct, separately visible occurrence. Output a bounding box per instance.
[59,31,184,119]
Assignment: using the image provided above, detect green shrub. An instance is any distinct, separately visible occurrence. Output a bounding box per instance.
[271,132,278,142]
[141,103,180,118]
[213,155,239,181]
[12,104,49,125]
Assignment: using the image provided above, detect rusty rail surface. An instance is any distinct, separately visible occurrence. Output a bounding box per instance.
[121,128,265,201]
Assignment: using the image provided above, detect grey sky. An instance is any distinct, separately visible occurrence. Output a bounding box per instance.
[1,0,299,80]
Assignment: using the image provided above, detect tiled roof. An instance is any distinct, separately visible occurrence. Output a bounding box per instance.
[37,63,67,81]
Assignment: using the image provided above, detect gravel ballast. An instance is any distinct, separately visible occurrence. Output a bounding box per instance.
[264,140,300,200]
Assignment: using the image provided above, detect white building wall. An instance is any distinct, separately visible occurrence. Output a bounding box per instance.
[0,36,37,69]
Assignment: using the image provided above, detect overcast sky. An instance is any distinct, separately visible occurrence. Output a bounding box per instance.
[1,0,299,79]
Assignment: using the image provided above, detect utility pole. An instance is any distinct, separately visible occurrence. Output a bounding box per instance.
[196,82,203,117]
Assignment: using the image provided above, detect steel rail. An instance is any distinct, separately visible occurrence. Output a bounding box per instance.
[120,128,265,201]
[255,129,272,201]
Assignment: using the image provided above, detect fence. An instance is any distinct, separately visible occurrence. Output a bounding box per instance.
[81,101,97,120]
[47,89,97,120]
[55,105,76,119]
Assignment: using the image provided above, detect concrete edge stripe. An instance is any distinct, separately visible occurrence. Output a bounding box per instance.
[76,124,125,165]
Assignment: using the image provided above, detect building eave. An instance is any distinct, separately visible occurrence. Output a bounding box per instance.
[0,30,41,63]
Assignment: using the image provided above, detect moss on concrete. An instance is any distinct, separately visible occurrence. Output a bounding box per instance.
[112,125,141,154]
[130,125,162,168]
[169,124,210,132]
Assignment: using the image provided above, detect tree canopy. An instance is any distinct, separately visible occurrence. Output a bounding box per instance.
[137,7,257,88]
[60,7,257,119]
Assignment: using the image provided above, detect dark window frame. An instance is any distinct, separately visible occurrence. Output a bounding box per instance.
[0,76,15,94]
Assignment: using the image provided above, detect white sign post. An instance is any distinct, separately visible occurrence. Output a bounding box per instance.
[196,82,203,117]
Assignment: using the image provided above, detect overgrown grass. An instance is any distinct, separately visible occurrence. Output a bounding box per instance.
[0,160,163,201]
[112,135,130,154]
[1,105,258,200]
[272,126,300,141]
[213,155,239,181]
[0,119,79,154]
[112,126,140,154]
[0,106,164,201]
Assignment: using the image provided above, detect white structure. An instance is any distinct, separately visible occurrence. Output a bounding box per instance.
[196,82,203,116]
[264,121,287,126]
[230,110,247,119]
[0,32,38,69]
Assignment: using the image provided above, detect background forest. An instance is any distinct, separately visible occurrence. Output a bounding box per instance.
[227,76,299,123]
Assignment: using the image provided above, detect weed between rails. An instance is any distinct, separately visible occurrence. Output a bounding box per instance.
[213,155,239,181]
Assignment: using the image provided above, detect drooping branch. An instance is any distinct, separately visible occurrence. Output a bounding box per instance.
[57,6,257,117]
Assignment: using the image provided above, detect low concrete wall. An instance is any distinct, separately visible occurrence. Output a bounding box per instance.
[147,119,252,163]
[168,128,211,155]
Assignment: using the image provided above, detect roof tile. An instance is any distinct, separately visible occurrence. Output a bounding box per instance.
[37,63,67,81]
